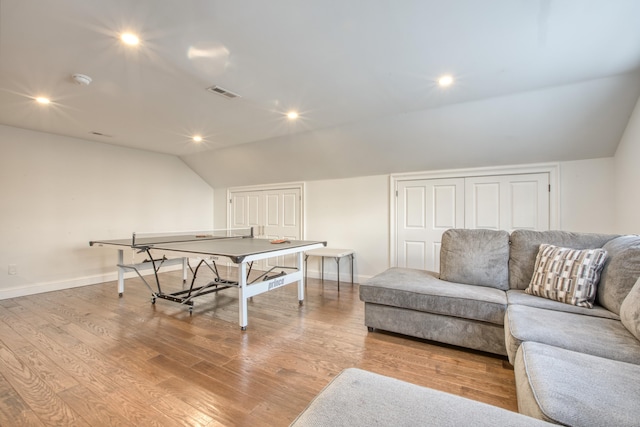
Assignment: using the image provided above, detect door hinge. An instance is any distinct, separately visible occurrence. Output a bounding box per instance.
[229,198,232,203]
[548,184,551,192]
[395,190,398,197]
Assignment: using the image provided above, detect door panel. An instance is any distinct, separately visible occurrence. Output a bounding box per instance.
[247,194,260,227]
[465,173,549,232]
[510,181,538,229]
[396,178,464,271]
[468,181,501,229]
[404,241,426,270]
[231,194,246,228]
[263,188,301,269]
[434,185,457,228]
[265,193,279,226]
[283,192,298,227]
[230,192,262,231]
[405,186,426,228]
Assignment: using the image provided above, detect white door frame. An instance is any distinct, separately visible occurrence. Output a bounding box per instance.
[389,163,560,267]
[226,182,306,238]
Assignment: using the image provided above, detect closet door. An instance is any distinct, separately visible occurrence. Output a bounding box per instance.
[394,172,551,271]
[228,187,302,270]
[396,178,465,271]
[229,191,262,232]
[464,173,549,231]
[262,188,301,269]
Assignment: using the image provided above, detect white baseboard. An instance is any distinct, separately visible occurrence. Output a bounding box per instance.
[0,265,183,300]
[305,270,367,284]
[0,266,369,300]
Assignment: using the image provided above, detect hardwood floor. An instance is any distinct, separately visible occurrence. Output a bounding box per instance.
[0,268,517,426]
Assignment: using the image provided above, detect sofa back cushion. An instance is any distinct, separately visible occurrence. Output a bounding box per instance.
[597,235,640,314]
[620,277,640,341]
[509,230,617,290]
[440,229,510,290]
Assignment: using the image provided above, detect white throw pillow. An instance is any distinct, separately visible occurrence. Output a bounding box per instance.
[525,244,607,308]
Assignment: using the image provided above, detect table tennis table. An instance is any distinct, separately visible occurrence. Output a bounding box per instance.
[90,228,325,330]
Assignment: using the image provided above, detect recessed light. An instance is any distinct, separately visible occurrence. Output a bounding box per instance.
[286,111,299,120]
[35,97,50,104]
[438,74,454,87]
[120,32,140,46]
[193,135,203,143]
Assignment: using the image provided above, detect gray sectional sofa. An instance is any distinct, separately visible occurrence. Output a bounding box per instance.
[356,229,640,426]
[291,367,554,426]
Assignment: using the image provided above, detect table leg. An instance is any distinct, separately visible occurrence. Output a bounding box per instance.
[304,254,308,286]
[117,249,124,297]
[335,257,340,291]
[238,262,248,330]
[182,257,188,283]
[297,251,305,305]
[350,254,354,284]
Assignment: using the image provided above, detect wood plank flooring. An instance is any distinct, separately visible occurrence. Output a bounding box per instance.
[0,268,517,426]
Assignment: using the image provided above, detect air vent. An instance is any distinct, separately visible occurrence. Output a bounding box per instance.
[89,131,112,137]
[206,85,240,99]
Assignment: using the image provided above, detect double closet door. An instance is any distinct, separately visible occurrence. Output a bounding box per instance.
[228,187,302,270]
[395,173,550,272]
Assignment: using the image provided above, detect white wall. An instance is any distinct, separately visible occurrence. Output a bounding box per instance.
[212,176,389,282]
[212,158,615,283]
[614,95,640,234]
[1,113,630,298]
[559,158,616,233]
[213,189,228,230]
[0,125,214,298]
[305,175,389,281]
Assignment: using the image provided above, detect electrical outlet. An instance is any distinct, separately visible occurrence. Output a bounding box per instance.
[8,264,17,275]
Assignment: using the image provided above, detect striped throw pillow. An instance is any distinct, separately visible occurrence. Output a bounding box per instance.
[525,244,608,308]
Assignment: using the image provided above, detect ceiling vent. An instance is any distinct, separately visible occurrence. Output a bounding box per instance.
[206,85,240,99]
[89,131,112,137]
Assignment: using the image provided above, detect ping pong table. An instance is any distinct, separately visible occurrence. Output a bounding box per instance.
[90,228,326,330]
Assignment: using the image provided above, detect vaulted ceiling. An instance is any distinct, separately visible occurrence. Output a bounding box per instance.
[1,0,640,187]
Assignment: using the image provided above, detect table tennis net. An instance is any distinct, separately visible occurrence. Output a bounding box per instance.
[131,227,253,247]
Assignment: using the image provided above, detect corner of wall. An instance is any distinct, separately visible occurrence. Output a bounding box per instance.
[613,95,640,234]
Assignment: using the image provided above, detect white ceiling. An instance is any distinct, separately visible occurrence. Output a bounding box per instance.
[1,0,640,187]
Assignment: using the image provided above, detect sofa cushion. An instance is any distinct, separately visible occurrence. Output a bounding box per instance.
[620,277,640,341]
[360,268,507,325]
[365,303,508,355]
[515,342,640,427]
[597,235,640,314]
[524,244,607,308]
[504,304,640,365]
[291,368,554,427]
[509,230,617,290]
[439,229,510,290]
[506,290,620,321]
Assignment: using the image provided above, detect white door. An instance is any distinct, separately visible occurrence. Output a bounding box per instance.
[262,188,301,269]
[464,173,549,231]
[396,178,465,271]
[228,187,302,270]
[395,173,550,271]
[229,190,262,232]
